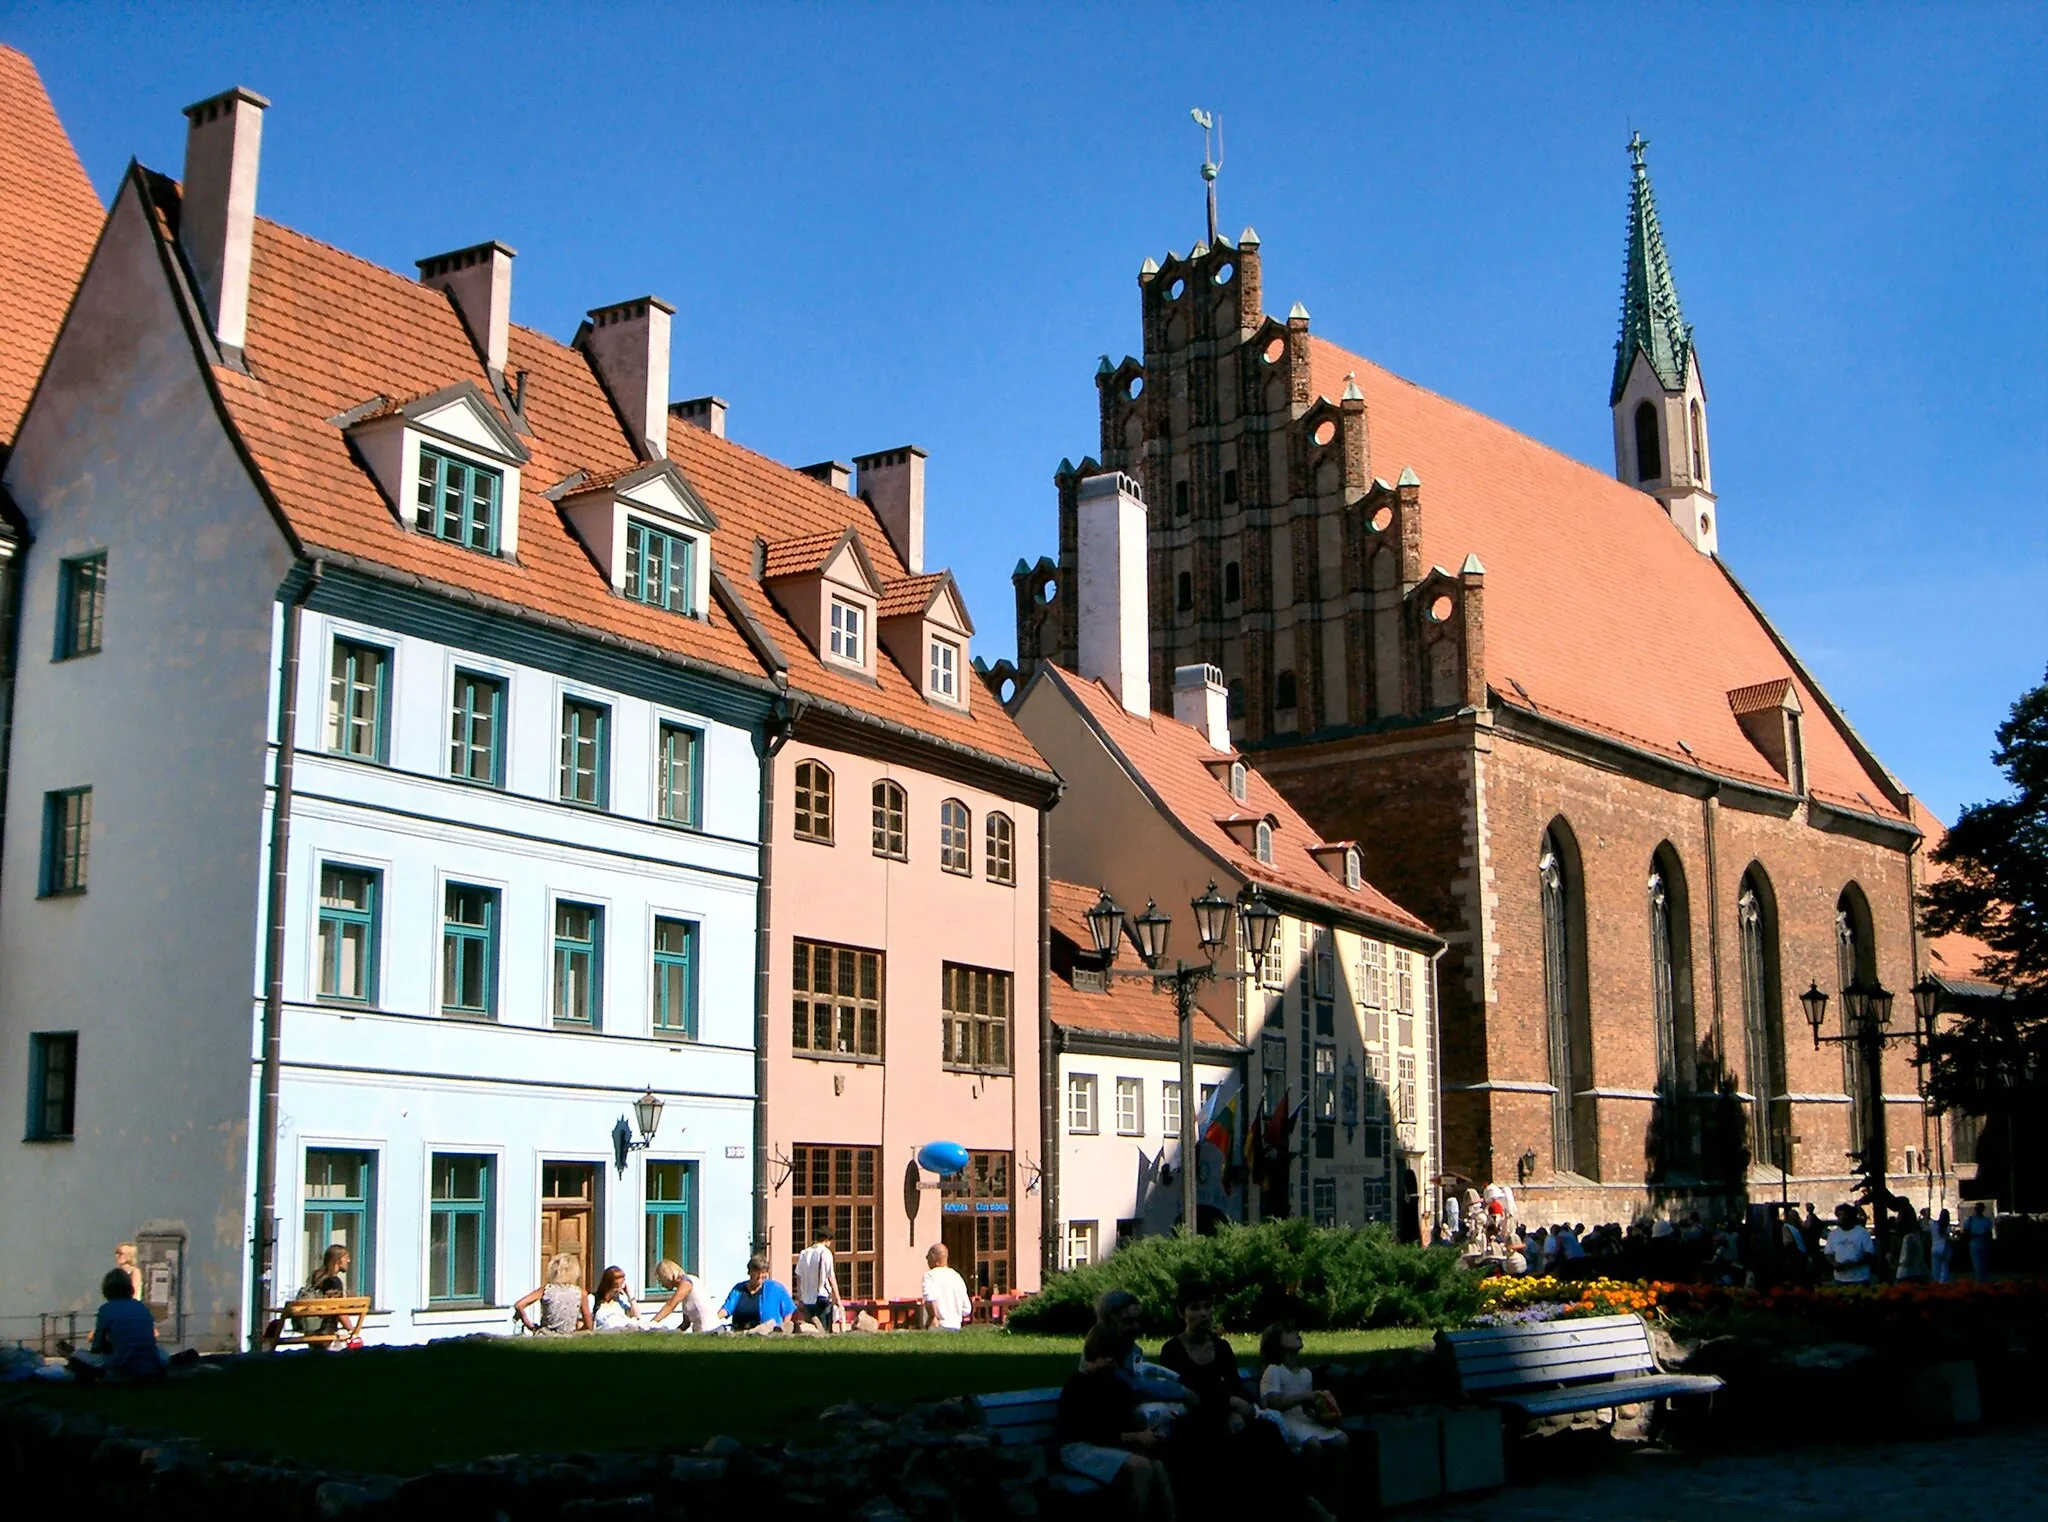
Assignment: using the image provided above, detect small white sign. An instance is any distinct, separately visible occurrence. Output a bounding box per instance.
[725,1145,746,1159]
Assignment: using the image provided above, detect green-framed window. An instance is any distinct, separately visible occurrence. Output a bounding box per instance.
[652,917,697,1036]
[326,639,390,761]
[449,670,506,785]
[317,864,380,1003]
[26,1032,77,1141]
[304,1148,375,1298]
[55,553,106,660]
[427,1153,493,1304]
[39,787,90,896]
[441,883,498,1018]
[644,1159,698,1292]
[658,723,700,827]
[415,445,501,553]
[560,698,609,808]
[552,902,604,1028]
[624,520,696,614]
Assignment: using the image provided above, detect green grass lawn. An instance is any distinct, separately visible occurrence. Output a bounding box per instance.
[16,1326,1432,1476]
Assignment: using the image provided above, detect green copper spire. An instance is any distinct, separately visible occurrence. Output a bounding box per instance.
[1610,131,1692,406]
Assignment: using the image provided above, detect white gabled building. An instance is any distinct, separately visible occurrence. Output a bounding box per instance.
[0,87,788,1349]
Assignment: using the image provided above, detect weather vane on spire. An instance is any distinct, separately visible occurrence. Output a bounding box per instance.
[1191,108,1223,246]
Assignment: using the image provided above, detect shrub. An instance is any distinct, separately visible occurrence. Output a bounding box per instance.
[1006,1219,1484,1335]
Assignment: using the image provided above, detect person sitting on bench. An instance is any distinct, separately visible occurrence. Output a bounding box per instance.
[1059,1324,1177,1522]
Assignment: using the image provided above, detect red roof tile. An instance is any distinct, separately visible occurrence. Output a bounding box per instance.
[1912,799,1997,985]
[1305,338,1907,819]
[1044,665,1434,938]
[1047,879,1237,1046]
[760,528,853,580]
[0,47,103,447]
[877,572,947,619]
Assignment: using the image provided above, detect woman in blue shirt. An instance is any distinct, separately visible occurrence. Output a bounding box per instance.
[722,1255,796,1333]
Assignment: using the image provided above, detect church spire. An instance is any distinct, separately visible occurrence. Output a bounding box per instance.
[1610,131,1692,407]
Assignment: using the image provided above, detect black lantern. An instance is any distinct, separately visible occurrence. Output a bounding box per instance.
[1842,981,1870,1027]
[1132,899,1173,968]
[633,1087,665,1142]
[1191,881,1233,950]
[1865,980,1894,1028]
[1800,980,1830,1042]
[1911,975,1942,1039]
[1085,888,1125,961]
[1236,884,1282,964]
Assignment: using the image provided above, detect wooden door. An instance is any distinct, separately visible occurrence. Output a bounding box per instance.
[540,1162,597,1294]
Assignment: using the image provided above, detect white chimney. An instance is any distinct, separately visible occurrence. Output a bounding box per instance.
[670,396,728,438]
[1076,470,1151,717]
[418,241,516,376]
[800,461,853,493]
[582,296,675,458]
[1174,663,1230,751]
[854,446,927,572]
[180,86,268,352]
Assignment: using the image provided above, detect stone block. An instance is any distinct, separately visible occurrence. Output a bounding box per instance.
[1350,1410,1441,1509]
[1438,1406,1504,1494]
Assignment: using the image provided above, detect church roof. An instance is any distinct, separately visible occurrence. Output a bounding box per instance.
[1610,133,1693,405]
[0,47,103,447]
[1304,337,1908,820]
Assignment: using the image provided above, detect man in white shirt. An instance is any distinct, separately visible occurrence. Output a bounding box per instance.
[921,1243,974,1331]
[793,1236,842,1333]
[1824,1203,1876,1285]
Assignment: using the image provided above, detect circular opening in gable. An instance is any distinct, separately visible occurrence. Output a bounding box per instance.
[1261,336,1285,365]
[1126,375,1144,402]
[1311,419,1337,447]
[1167,277,1186,301]
[1428,594,1455,623]
[1369,505,1394,533]
[1213,261,1235,286]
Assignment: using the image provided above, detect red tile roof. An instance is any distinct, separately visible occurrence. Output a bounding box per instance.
[1047,879,1237,1046]
[1912,799,1997,986]
[1305,339,1908,819]
[877,572,948,619]
[0,47,103,447]
[760,528,855,580]
[1043,664,1435,938]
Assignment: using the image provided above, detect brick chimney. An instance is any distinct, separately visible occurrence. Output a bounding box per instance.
[1173,663,1230,751]
[854,446,927,573]
[581,296,674,459]
[1075,470,1151,717]
[180,87,269,352]
[670,396,727,438]
[418,241,515,377]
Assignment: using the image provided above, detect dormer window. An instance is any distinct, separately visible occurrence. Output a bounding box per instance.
[830,598,866,665]
[1345,847,1362,890]
[624,519,696,614]
[1229,761,1247,803]
[930,638,960,701]
[417,445,501,552]
[1256,820,1274,864]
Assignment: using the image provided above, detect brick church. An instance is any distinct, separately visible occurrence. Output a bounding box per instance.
[1010,139,1950,1223]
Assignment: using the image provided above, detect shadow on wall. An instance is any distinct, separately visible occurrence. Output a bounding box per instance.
[1644,1031,1752,1222]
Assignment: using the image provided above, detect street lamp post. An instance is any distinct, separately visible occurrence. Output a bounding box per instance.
[1087,881,1284,1238]
[1800,975,1941,1265]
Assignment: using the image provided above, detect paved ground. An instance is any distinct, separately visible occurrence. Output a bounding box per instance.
[1425,1423,2048,1519]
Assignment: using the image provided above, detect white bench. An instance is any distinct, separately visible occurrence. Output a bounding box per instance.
[1441,1312,1721,1419]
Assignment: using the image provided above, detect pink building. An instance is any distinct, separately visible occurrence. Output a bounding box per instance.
[670,431,1060,1309]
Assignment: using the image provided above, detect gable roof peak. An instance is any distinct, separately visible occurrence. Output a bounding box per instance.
[1611,130,1693,405]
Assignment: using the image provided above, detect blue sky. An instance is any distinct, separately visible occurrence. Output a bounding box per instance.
[10,3,2043,820]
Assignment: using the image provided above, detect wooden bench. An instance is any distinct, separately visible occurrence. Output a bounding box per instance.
[973,1387,1110,1500]
[260,1295,371,1351]
[1440,1312,1721,1420]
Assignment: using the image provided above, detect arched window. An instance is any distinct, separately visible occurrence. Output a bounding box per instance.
[1224,561,1242,603]
[1275,670,1298,709]
[1647,846,1696,1096]
[984,812,1014,884]
[1689,399,1706,482]
[793,760,833,843]
[1738,868,1789,1170]
[1836,885,1878,1160]
[1228,761,1247,802]
[938,799,971,875]
[1176,571,1193,612]
[1255,820,1274,865]
[1634,399,1662,482]
[1344,847,1361,890]
[1540,822,1594,1176]
[871,780,906,860]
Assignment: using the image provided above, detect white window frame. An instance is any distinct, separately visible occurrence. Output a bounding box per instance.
[1394,948,1416,1014]
[929,636,959,701]
[1065,1220,1098,1269]
[1066,1073,1098,1135]
[829,598,866,665]
[1114,1077,1143,1137]
[1162,1080,1181,1141]
[1359,940,1385,1009]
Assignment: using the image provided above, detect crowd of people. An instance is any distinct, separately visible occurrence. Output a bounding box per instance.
[1439,1180,2002,1290]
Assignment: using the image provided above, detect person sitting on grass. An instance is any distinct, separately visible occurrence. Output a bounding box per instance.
[590,1265,650,1330]
[515,1253,590,1335]
[1258,1323,1346,1522]
[70,1269,167,1381]
[649,1259,717,1332]
[723,1255,796,1334]
[1058,1324,1177,1522]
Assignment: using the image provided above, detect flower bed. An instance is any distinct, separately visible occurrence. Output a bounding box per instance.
[1470,1275,1661,1325]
